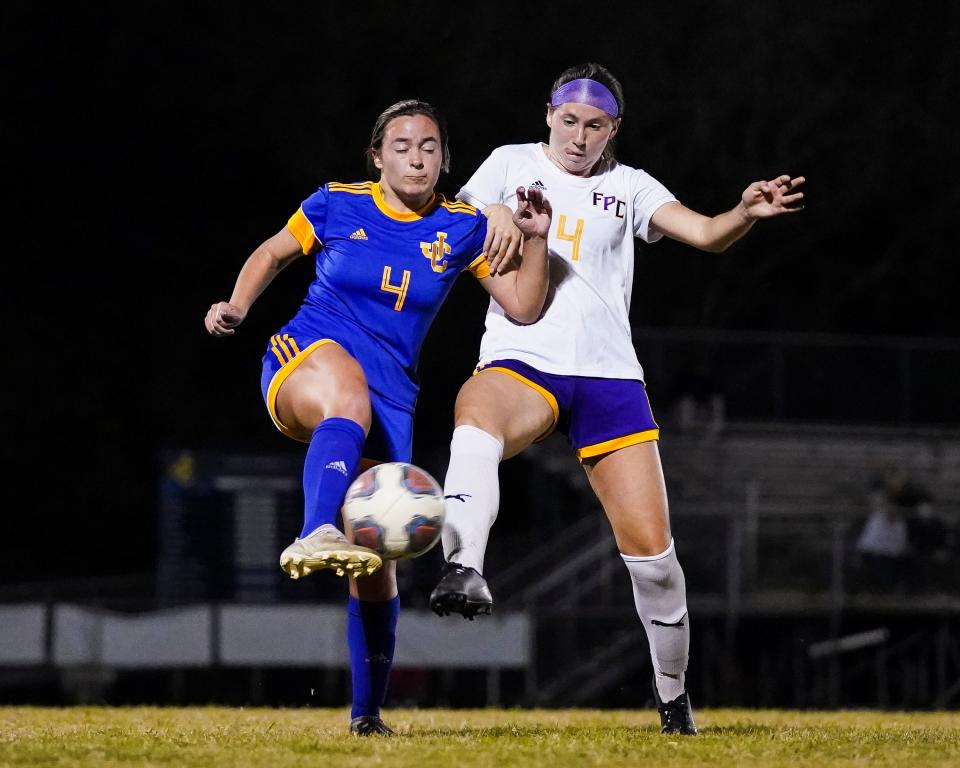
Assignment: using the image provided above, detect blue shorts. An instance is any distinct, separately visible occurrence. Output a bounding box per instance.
[476,359,659,461]
[260,329,413,464]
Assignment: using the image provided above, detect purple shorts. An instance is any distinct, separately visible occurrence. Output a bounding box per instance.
[476,359,660,461]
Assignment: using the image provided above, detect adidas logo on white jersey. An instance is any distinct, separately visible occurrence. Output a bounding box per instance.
[349,228,368,240]
[325,460,348,476]
[529,180,547,190]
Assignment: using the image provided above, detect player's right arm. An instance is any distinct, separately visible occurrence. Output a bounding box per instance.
[204,227,304,337]
[478,186,551,324]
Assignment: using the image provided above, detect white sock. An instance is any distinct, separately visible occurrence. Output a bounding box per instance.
[622,539,690,702]
[440,425,503,573]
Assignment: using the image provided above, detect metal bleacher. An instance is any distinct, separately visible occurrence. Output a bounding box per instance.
[486,420,960,708]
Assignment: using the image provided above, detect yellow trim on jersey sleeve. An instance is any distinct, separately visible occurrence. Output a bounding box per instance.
[265,338,339,442]
[576,429,661,461]
[287,208,320,255]
[474,365,559,441]
[466,253,491,280]
[439,196,478,216]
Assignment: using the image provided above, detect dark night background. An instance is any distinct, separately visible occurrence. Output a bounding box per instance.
[2,1,957,588]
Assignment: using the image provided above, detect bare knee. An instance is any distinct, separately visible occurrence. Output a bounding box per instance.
[283,386,371,434]
[453,375,502,431]
[325,387,372,430]
[618,529,673,558]
[607,500,673,557]
[454,401,498,434]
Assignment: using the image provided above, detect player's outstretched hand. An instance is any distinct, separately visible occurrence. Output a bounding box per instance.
[741,174,806,219]
[482,204,522,276]
[205,301,245,337]
[512,186,552,240]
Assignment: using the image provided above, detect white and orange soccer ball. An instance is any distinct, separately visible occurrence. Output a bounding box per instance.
[342,462,445,560]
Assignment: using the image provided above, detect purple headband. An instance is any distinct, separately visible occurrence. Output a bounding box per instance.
[550,78,619,117]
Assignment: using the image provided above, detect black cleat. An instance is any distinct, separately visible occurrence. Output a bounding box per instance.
[429,562,493,620]
[349,715,395,736]
[652,678,698,735]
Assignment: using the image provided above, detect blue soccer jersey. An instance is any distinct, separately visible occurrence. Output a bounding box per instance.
[261,181,489,449]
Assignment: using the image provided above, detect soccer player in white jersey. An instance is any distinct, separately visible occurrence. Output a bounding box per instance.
[429,63,805,734]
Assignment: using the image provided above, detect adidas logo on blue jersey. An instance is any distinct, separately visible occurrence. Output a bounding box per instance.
[529,180,547,190]
[350,228,368,240]
[325,460,348,476]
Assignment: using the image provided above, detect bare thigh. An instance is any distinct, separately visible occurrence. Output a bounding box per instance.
[275,342,372,440]
[582,441,672,556]
[454,370,556,458]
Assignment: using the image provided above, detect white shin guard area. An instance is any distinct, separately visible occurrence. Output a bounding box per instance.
[440,425,504,573]
[622,539,690,702]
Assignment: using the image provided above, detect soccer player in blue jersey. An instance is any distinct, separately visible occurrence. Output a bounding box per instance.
[204,99,551,735]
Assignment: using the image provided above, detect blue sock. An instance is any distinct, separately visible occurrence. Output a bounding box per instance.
[300,417,366,538]
[347,595,400,719]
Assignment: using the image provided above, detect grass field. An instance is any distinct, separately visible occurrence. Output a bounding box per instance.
[1,707,958,767]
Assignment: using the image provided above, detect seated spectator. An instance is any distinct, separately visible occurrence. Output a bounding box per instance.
[881,468,956,591]
[854,481,909,592]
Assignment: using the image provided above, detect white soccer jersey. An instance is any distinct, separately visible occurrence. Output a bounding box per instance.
[458,143,677,380]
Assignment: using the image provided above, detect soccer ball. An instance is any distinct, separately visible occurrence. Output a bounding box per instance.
[342,462,445,560]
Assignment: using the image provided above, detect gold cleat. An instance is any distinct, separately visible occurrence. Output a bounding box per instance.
[280,524,383,580]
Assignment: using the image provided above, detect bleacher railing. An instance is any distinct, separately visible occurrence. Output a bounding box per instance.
[632,326,960,426]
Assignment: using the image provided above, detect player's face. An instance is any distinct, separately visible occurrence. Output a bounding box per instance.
[372,114,443,210]
[545,102,620,177]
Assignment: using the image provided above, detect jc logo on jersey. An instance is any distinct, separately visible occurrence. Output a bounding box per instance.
[421,232,450,273]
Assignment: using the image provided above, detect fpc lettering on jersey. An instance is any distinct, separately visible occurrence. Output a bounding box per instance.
[592,191,626,219]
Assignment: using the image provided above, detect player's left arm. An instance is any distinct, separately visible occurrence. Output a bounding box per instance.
[479,186,551,324]
[650,174,805,253]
